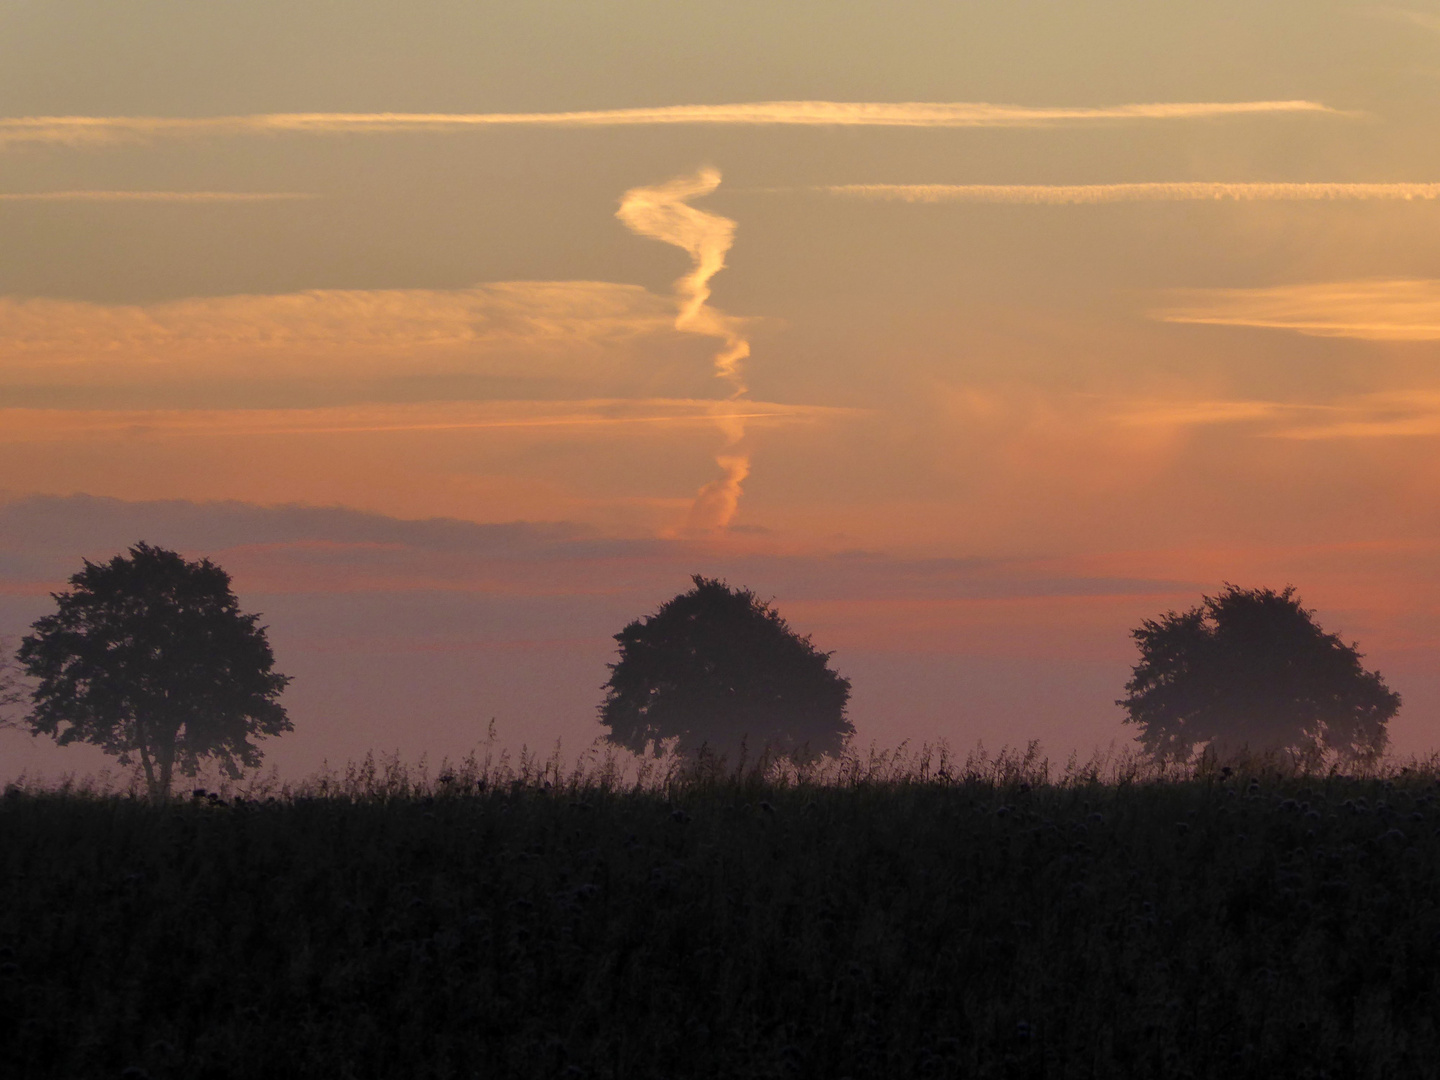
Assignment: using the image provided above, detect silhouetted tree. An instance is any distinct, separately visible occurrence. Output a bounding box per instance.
[0,635,23,727]
[1119,584,1399,764]
[18,543,292,797]
[600,575,853,760]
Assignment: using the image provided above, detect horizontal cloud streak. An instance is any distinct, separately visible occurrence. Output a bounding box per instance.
[1099,389,1440,440]
[1278,416,1440,439]
[0,283,672,352]
[0,282,702,388]
[0,493,1188,602]
[1272,392,1440,439]
[0,100,1336,147]
[0,399,851,441]
[0,190,314,202]
[1105,399,1302,427]
[1156,279,1440,340]
[825,182,1440,204]
[949,383,1440,445]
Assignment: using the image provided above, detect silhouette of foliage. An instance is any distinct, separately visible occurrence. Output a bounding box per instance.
[0,635,23,727]
[600,575,852,759]
[18,542,291,796]
[1120,584,1399,763]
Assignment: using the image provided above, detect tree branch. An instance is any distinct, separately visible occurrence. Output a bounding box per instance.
[0,636,27,730]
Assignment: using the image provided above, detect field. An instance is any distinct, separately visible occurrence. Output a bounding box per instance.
[3,746,1439,1079]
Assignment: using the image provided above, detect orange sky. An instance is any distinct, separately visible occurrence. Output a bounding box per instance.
[4,1,1440,779]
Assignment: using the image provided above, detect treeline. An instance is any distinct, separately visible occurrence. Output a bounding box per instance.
[0,547,1411,799]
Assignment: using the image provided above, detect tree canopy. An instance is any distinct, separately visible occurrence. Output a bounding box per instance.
[18,542,292,796]
[1118,584,1399,764]
[0,636,23,727]
[599,575,853,760]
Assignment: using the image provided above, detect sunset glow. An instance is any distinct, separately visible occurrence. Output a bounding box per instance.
[4,1,1440,780]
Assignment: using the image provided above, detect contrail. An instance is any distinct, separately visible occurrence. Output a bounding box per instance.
[824,181,1440,203]
[1154,279,1440,341]
[0,399,842,440]
[0,100,1337,147]
[616,168,749,390]
[616,168,752,532]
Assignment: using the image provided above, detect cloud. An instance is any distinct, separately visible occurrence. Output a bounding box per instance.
[1271,391,1440,439]
[0,100,1338,148]
[616,168,754,531]
[0,171,848,537]
[1104,399,1302,427]
[685,422,751,533]
[824,182,1440,204]
[0,282,687,386]
[1094,388,1440,441]
[1155,279,1440,340]
[616,168,749,391]
[0,399,847,442]
[1376,7,1440,34]
[0,397,855,534]
[0,191,314,202]
[0,492,1184,604]
[0,493,607,590]
[0,493,1193,675]
[1277,416,1440,438]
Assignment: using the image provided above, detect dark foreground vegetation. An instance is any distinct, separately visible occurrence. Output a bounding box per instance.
[4,749,1440,1080]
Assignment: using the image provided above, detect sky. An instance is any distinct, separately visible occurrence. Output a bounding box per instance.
[5,0,1440,781]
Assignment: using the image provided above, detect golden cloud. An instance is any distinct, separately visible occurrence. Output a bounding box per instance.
[1104,399,1302,427]
[1099,389,1440,440]
[1155,279,1440,341]
[0,100,1336,147]
[0,282,689,385]
[1270,391,1440,439]
[825,182,1440,204]
[616,167,753,531]
[944,383,1440,448]
[0,399,851,442]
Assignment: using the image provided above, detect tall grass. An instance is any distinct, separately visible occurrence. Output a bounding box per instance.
[3,740,1439,1078]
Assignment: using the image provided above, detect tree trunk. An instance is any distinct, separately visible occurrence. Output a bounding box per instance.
[136,741,160,799]
[159,750,174,801]
[135,716,173,800]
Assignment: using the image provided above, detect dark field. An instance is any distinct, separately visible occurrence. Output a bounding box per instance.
[4,753,1440,1079]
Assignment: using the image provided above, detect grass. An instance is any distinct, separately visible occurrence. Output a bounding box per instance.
[3,742,1440,1079]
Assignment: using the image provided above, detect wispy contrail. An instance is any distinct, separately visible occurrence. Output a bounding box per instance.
[0,399,842,440]
[824,181,1440,203]
[0,100,1336,147]
[617,169,749,390]
[617,168,752,532]
[0,190,313,202]
[1097,388,1440,441]
[1155,279,1440,341]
